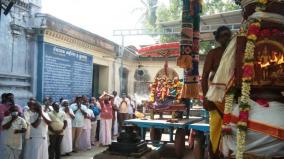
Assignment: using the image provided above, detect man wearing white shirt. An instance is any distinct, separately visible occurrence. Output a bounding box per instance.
[1,106,27,159]
[70,96,87,152]
[24,102,51,159]
[78,108,94,150]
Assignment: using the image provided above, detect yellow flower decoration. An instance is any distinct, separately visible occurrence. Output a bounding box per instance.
[247,34,257,41]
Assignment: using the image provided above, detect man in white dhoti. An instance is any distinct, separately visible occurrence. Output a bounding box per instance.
[1,106,27,159]
[60,100,74,156]
[99,92,113,146]
[23,98,36,140]
[112,91,120,137]
[24,102,51,159]
[78,108,94,150]
[21,98,36,159]
[48,102,67,159]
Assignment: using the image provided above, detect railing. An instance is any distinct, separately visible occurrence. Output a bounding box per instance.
[113,23,241,36]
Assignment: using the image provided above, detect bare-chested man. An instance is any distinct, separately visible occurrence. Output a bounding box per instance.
[201,26,232,159]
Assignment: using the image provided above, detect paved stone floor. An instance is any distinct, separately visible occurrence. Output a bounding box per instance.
[62,146,108,159]
[62,130,198,159]
[60,143,196,159]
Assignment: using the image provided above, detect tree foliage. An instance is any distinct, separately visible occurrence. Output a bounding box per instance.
[202,0,240,15]
[139,0,240,53]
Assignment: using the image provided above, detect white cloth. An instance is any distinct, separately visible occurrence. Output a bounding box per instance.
[91,121,97,144]
[78,109,93,150]
[48,110,66,135]
[23,107,32,139]
[114,96,122,109]
[78,128,91,151]
[2,146,21,159]
[24,112,49,159]
[41,105,53,112]
[1,116,27,150]
[128,100,135,115]
[222,100,284,157]
[206,36,237,102]
[112,96,120,135]
[60,108,74,154]
[83,109,94,130]
[113,111,118,136]
[99,119,112,145]
[1,116,26,159]
[70,104,88,127]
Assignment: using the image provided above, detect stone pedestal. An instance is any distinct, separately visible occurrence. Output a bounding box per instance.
[108,125,150,157]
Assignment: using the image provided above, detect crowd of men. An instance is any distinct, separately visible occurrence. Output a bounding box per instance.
[0,91,137,159]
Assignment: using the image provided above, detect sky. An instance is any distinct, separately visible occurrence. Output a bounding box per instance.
[42,0,169,46]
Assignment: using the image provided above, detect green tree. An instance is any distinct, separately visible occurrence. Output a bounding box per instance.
[132,0,158,28]
[140,0,240,49]
[203,0,240,15]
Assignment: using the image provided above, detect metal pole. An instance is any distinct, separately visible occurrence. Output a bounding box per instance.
[120,35,125,95]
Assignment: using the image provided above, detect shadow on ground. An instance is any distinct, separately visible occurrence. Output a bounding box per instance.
[94,144,195,159]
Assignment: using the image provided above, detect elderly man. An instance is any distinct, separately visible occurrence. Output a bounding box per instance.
[1,106,27,159]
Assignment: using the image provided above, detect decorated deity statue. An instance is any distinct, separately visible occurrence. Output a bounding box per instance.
[167,79,177,97]
[156,81,162,101]
[173,77,183,100]
[206,0,284,158]
[149,86,156,103]
[149,78,158,103]
[161,81,168,101]
[149,76,184,104]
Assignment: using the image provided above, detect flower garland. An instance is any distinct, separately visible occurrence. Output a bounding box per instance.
[236,0,267,158]
[222,89,236,135]
[222,0,275,158]
[236,19,260,159]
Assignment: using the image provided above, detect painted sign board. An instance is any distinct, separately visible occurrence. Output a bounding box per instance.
[37,41,93,102]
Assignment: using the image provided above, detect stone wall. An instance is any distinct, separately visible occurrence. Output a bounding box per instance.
[0,0,41,105]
